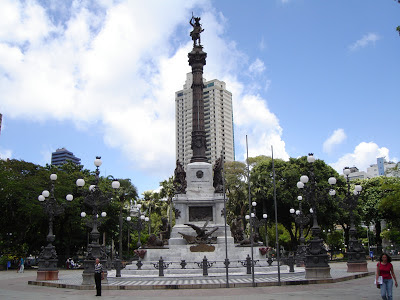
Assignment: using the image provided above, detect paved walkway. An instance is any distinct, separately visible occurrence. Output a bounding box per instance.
[0,261,398,299]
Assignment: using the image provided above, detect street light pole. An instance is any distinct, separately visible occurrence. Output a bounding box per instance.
[245,135,255,287]
[271,146,281,285]
[77,156,120,285]
[297,153,336,279]
[220,151,230,288]
[127,204,148,249]
[290,195,311,267]
[342,167,367,272]
[37,173,73,280]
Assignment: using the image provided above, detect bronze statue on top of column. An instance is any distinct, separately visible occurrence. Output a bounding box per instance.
[190,14,204,47]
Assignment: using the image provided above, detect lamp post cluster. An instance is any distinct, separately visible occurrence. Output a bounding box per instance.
[290,195,312,267]
[126,203,149,248]
[245,201,268,286]
[78,156,120,285]
[297,153,336,279]
[341,167,367,272]
[245,202,268,247]
[37,173,73,280]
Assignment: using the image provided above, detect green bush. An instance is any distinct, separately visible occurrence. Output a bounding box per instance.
[0,254,16,266]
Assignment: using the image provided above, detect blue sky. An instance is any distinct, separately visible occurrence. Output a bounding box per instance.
[0,0,399,195]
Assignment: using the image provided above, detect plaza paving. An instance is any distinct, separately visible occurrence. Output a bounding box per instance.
[0,261,399,299]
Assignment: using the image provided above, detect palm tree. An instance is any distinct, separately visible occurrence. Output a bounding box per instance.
[141,190,163,235]
[159,177,175,225]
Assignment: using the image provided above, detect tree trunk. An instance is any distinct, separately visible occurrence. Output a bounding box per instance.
[375,220,382,255]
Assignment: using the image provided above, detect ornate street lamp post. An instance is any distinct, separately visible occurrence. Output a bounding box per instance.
[126,203,149,248]
[77,157,120,285]
[245,201,258,287]
[254,214,268,247]
[297,153,336,279]
[244,201,268,285]
[342,167,367,272]
[290,196,311,267]
[37,173,73,280]
[247,211,268,246]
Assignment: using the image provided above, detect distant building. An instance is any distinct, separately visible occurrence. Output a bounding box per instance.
[343,158,398,180]
[51,148,81,166]
[377,157,385,176]
[345,166,369,181]
[175,73,235,167]
[366,158,397,178]
[385,162,400,178]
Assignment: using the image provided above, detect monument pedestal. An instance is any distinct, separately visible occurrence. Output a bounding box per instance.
[304,251,331,279]
[82,258,108,285]
[140,162,250,264]
[37,257,59,280]
[170,162,229,245]
[346,248,367,272]
[36,270,59,280]
[347,261,368,272]
[82,272,94,285]
[82,271,108,285]
[305,266,332,279]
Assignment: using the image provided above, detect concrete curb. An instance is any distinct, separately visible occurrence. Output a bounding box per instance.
[28,271,374,290]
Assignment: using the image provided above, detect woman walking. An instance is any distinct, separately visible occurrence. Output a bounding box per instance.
[376,253,398,300]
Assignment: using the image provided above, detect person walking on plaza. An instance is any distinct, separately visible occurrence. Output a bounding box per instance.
[94,258,104,296]
[17,257,24,273]
[376,253,398,300]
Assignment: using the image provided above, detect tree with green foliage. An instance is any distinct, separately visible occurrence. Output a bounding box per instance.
[325,230,344,260]
[251,156,341,251]
[141,189,167,236]
[358,176,399,254]
[108,178,138,259]
[0,159,95,264]
[45,161,91,262]
[331,176,366,249]
[378,177,400,228]
[224,161,248,226]
[381,229,400,250]
[159,177,175,225]
[0,159,49,256]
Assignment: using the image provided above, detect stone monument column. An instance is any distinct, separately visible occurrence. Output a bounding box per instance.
[188,18,208,163]
[169,15,233,248]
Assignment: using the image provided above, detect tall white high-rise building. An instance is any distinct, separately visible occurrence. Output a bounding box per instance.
[175,73,234,167]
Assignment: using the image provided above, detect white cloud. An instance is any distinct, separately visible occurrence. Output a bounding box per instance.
[349,33,380,51]
[323,128,346,154]
[259,37,266,51]
[248,58,266,75]
[0,148,12,160]
[0,1,289,175]
[330,142,392,173]
[0,0,58,45]
[0,0,196,176]
[231,92,289,161]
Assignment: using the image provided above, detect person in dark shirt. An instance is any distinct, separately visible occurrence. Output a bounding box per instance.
[94,258,104,296]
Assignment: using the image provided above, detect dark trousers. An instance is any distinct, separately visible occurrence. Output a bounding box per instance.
[94,272,102,296]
